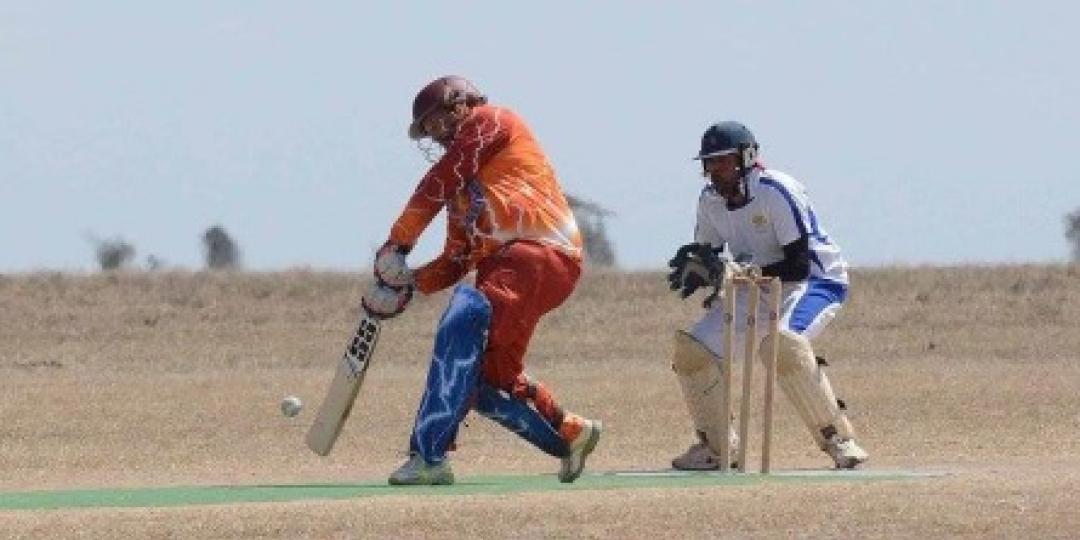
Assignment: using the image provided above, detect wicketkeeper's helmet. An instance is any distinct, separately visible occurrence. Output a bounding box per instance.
[694,121,759,169]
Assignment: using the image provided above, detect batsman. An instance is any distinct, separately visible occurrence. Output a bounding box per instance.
[362,75,602,485]
[666,121,869,470]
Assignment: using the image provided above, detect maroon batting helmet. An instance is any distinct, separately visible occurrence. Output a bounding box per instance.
[407,76,487,140]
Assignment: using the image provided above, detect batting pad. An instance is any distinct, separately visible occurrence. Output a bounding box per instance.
[410,285,492,464]
[672,330,737,454]
[474,384,569,458]
[763,329,855,448]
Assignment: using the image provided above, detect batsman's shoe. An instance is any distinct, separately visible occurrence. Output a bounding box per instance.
[671,442,721,471]
[824,436,869,469]
[388,453,454,486]
[558,418,602,483]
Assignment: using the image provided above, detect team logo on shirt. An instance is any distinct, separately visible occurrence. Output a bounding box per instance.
[751,213,769,230]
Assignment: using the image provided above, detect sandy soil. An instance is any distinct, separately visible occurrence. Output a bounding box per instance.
[1,266,1078,538]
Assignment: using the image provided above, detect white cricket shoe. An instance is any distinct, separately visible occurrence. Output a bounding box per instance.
[559,419,603,483]
[388,453,454,486]
[671,429,739,471]
[824,437,869,469]
[670,442,742,471]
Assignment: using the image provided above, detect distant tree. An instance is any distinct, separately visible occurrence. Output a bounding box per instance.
[91,237,135,271]
[145,254,164,271]
[1066,209,1080,262]
[567,194,616,267]
[202,225,240,270]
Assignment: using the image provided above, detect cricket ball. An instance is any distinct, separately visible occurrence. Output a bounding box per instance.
[280,395,303,417]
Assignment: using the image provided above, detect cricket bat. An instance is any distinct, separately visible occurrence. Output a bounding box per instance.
[305,313,381,456]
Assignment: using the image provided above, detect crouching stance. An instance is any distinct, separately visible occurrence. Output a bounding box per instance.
[363,76,601,485]
[666,121,868,470]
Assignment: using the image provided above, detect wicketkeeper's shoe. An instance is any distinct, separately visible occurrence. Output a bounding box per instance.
[671,442,721,471]
[388,453,455,486]
[558,418,602,483]
[824,436,869,469]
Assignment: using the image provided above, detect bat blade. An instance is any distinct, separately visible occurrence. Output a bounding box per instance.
[305,314,381,456]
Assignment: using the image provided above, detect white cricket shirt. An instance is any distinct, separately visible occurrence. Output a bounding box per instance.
[693,168,849,285]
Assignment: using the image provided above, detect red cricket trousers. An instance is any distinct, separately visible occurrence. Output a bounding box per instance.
[475,240,583,439]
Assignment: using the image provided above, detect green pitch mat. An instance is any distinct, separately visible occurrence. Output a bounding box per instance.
[0,469,946,511]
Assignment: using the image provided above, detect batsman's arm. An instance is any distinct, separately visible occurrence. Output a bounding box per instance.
[409,210,472,294]
[414,255,469,294]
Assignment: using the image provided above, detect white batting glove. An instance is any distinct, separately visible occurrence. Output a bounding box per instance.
[373,242,414,288]
[361,282,413,319]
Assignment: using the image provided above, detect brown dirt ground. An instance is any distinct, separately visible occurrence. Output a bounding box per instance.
[1,266,1079,538]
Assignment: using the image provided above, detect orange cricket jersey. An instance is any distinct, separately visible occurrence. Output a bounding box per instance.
[388,105,583,294]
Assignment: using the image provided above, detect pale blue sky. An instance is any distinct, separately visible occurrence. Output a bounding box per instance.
[3,2,1078,271]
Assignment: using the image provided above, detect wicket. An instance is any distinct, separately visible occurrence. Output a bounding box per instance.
[718,274,782,473]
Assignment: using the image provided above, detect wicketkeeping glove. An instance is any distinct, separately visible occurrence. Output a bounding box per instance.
[666,242,727,308]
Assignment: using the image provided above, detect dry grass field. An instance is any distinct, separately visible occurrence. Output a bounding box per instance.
[1,265,1079,538]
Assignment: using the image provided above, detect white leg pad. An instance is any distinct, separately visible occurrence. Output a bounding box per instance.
[672,330,737,454]
[761,329,855,449]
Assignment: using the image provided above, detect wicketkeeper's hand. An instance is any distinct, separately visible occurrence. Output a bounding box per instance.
[667,245,714,299]
[361,281,414,319]
[667,243,768,308]
[667,243,726,303]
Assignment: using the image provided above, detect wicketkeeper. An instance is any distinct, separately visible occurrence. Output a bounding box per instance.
[666,120,869,470]
[362,75,602,485]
